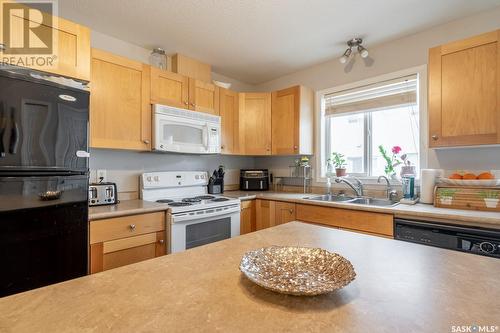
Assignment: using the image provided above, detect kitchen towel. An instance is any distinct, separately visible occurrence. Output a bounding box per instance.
[420,169,444,204]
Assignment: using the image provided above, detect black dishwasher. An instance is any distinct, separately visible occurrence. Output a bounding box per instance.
[394,219,500,258]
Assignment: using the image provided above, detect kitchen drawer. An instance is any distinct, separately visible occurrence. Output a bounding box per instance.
[296,204,393,237]
[90,212,165,244]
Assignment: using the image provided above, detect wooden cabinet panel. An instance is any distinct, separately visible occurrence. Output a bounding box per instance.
[240,200,256,234]
[89,213,167,274]
[90,49,151,150]
[219,88,240,154]
[429,30,500,147]
[189,79,219,115]
[275,202,296,225]
[272,86,299,155]
[271,86,313,155]
[151,67,189,108]
[255,199,275,230]
[90,212,165,244]
[296,204,393,237]
[239,93,272,155]
[2,12,90,80]
[103,242,156,271]
[172,53,211,83]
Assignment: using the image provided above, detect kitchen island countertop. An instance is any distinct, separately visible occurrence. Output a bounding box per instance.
[0,222,498,332]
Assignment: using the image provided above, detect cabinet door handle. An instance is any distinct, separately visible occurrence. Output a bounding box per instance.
[158,239,164,244]
[431,135,439,140]
[289,209,293,214]
[293,146,298,150]
[0,43,6,52]
[184,101,189,106]
[221,145,225,149]
[143,139,150,144]
[129,224,136,231]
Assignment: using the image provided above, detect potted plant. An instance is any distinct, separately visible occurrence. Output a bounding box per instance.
[378,145,414,179]
[478,191,500,209]
[329,152,347,177]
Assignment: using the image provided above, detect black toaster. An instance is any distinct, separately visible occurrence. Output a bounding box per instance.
[240,169,269,191]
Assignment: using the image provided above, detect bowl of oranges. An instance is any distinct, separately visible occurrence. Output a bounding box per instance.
[439,171,499,186]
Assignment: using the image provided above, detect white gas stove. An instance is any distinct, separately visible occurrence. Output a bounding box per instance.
[141,171,240,253]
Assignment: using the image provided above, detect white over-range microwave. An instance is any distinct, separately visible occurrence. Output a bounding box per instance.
[152,104,221,154]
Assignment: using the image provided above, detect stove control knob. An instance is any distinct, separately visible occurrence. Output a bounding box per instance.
[154,176,159,182]
[147,176,152,182]
[479,242,495,253]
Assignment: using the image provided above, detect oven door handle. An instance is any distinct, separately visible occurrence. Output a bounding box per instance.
[171,204,241,223]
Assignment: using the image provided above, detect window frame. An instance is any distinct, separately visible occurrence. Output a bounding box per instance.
[314,66,428,184]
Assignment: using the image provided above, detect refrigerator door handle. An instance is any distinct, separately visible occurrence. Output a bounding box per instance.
[8,107,19,155]
[0,102,6,158]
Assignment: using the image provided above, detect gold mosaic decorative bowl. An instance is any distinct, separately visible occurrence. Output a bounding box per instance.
[240,246,356,296]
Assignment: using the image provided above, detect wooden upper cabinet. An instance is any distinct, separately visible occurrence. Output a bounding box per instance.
[271,86,313,155]
[172,53,211,82]
[239,93,272,155]
[1,10,90,81]
[429,30,500,147]
[219,88,239,154]
[189,79,219,115]
[90,49,151,150]
[150,67,189,108]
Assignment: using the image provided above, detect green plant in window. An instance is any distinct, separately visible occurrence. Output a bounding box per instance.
[329,152,346,169]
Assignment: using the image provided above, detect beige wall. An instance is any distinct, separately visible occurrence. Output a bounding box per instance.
[253,7,500,176]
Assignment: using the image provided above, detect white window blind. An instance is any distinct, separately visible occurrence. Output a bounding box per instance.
[324,74,417,116]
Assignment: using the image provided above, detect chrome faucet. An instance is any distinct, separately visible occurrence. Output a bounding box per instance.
[378,175,398,201]
[335,177,364,197]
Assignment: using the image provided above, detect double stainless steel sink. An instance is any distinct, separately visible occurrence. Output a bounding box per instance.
[304,194,399,207]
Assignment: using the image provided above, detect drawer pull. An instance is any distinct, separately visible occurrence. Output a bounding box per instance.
[129,224,136,231]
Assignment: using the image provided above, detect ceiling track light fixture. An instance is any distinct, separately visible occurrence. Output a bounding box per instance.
[339,38,369,64]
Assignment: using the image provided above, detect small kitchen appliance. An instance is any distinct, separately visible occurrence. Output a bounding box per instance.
[240,169,269,191]
[88,182,118,206]
[152,104,221,154]
[141,171,240,253]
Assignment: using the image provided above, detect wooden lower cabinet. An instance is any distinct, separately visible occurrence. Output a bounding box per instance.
[275,201,296,225]
[295,204,394,237]
[255,200,296,230]
[89,212,167,274]
[240,200,256,234]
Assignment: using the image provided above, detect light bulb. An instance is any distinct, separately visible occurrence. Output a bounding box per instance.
[358,45,369,58]
[339,48,352,64]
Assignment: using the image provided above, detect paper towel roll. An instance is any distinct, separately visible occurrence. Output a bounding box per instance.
[420,169,443,204]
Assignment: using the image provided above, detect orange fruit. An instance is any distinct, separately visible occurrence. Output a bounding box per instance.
[477,172,495,180]
[449,173,463,179]
[462,173,477,180]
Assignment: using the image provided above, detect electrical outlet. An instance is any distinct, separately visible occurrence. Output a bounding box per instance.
[97,169,107,183]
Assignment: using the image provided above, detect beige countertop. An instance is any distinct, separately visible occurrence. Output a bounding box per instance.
[224,190,500,228]
[89,199,169,221]
[1,222,498,332]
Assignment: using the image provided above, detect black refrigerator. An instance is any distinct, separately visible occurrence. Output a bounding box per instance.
[0,66,90,297]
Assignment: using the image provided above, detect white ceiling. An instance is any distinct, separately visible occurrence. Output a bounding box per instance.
[59,0,500,84]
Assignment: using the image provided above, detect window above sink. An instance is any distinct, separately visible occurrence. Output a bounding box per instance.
[315,66,427,182]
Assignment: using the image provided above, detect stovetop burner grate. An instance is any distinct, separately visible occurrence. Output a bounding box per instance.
[156,199,174,204]
[168,202,193,207]
[211,197,230,202]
